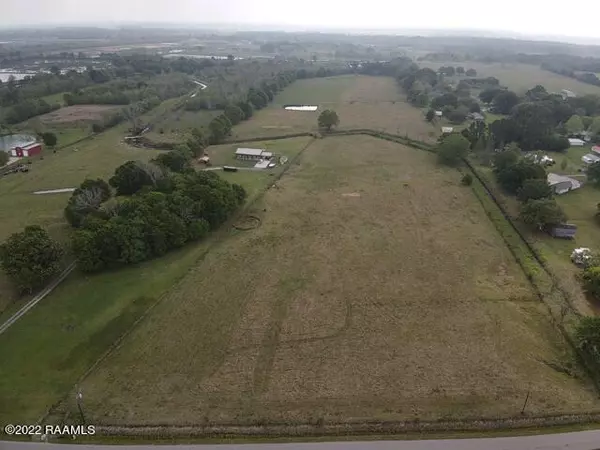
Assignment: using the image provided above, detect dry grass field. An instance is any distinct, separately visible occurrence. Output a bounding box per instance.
[232,76,439,143]
[80,135,597,426]
[418,61,600,96]
[36,105,122,124]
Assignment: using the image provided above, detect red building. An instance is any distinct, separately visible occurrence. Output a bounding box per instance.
[10,142,42,158]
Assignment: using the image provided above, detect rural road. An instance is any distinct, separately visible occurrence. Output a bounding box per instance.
[0,262,76,335]
[2,430,600,450]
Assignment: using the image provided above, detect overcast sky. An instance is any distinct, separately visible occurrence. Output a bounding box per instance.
[2,0,600,40]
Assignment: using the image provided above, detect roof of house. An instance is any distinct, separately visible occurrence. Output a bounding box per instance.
[583,153,600,163]
[568,138,585,144]
[236,148,265,156]
[262,151,273,158]
[548,173,582,189]
[592,145,600,154]
[441,127,454,133]
[21,142,40,150]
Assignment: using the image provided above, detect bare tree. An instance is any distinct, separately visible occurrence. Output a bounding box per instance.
[134,161,166,185]
[72,187,105,211]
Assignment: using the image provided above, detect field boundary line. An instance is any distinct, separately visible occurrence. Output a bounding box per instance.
[0,262,76,336]
[38,136,318,426]
[85,411,600,439]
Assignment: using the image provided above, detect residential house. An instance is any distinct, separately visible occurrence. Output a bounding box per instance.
[550,223,577,239]
[582,153,600,165]
[548,173,582,194]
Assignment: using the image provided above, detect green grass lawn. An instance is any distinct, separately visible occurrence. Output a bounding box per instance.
[0,133,315,424]
[485,112,506,124]
[272,75,358,105]
[41,92,67,106]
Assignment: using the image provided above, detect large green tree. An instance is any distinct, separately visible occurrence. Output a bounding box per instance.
[437,134,470,166]
[224,105,245,125]
[0,151,8,166]
[565,115,584,135]
[109,161,162,196]
[519,198,566,230]
[576,316,600,360]
[317,109,340,132]
[492,90,520,114]
[0,225,63,294]
[582,269,600,301]
[517,178,553,202]
[587,162,600,188]
[497,159,546,194]
[41,131,57,148]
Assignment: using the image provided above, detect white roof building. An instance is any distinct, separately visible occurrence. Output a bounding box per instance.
[568,138,585,147]
[236,148,265,157]
[441,127,454,134]
[548,173,582,195]
[582,153,600,164]
[435,110,443,117]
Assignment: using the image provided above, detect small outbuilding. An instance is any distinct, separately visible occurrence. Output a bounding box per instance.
[550,223,577,239]
[10,142,42,158]
[591,145,600,156]
[547,173,581,195]
[441,127,454,134]
[568,138,585,147]
[435,110,443,117]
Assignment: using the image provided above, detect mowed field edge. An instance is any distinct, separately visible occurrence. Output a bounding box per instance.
[79,135,598,425]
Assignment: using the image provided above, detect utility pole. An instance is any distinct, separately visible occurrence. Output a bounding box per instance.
[521,390,530,415]
[76,389,86,424]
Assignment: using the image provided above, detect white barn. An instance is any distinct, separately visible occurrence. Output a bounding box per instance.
[235,148,273,161]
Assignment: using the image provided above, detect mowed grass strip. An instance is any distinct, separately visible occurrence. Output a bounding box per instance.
[80,135,597,426]
[232,76,439,143]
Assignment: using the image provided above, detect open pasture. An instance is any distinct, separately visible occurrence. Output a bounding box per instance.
[79,135,597,426]
[232,76,439,143]
[418,61,600,96]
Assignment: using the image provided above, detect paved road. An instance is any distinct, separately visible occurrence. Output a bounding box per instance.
[0,262,76,335]
[2,430,600,450]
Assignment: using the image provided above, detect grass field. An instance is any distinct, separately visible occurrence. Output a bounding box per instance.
[232,76,439,143]
[0,135,312,424]
[78,135,597,426]
[418,61,600,96]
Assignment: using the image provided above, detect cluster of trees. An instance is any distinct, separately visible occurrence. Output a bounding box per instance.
[3,98,60,124]
[484,85,582,151]
[491,144,567,230]
[437,66,478,77]
[66,155,245,272]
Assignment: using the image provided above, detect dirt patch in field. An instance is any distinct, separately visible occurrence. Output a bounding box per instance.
[81,135,597,425]
[37,105,121,124]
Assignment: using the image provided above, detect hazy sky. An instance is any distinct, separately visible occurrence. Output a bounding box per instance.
[2,0,600,39]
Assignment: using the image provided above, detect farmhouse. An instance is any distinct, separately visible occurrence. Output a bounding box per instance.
[547,173,581,194]
[235,148,273,161]
[10,142,42,158]
[568,138,585,147]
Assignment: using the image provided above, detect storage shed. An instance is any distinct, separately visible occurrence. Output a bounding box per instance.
[11,142,42,158]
